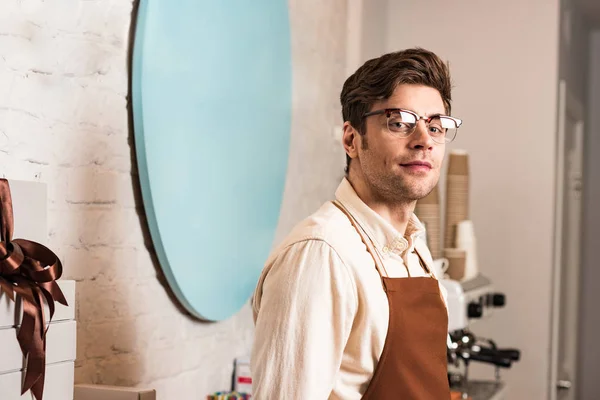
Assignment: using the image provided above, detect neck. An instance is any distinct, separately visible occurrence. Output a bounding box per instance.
[347,171,416,237]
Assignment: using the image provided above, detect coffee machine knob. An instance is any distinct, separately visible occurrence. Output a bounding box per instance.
[468,302,483,318]
[492,293,506,307]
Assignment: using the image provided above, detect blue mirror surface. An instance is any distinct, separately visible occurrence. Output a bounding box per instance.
[132,0,292,321]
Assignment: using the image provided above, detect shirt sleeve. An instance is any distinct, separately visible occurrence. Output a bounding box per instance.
[251,239,357,400]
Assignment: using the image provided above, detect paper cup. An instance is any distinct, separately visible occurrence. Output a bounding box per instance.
[444,248,467,281]
[415,185,441,259]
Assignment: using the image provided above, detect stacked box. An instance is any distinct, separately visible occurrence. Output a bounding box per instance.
[0,281,77,400]
[74,384,156,400]
[0,180,76,400]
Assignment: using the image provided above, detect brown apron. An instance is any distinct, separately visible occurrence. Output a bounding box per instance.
[333,201,450,400]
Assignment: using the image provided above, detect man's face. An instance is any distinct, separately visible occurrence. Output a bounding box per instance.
[350,84,446,202]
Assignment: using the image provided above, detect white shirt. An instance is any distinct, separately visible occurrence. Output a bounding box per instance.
[251,178,447,399]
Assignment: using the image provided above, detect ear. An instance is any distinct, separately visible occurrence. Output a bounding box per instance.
[342,121,360,160]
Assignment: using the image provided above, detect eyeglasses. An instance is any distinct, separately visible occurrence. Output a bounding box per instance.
[362,108,462,144]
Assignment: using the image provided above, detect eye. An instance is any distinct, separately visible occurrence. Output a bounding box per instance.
[390,120,408,128]
[388,118,412,132]
[428,118,446,136]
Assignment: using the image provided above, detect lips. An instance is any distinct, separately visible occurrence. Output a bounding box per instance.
[399,161,433,174]
[400,161,432,168]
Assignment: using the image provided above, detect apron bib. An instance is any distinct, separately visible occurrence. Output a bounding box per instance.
[333,200,450,400]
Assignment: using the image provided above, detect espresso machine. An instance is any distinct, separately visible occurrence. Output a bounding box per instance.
[415,150,521,398]
[440,275,521,400]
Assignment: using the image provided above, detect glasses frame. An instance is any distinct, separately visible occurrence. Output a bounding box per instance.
[362,108,462,144]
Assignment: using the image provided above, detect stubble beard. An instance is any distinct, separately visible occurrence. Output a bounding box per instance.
[356,136,438,205]
[369,171,436,204]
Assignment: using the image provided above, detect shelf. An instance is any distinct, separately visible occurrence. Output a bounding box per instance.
[451,380,506,400]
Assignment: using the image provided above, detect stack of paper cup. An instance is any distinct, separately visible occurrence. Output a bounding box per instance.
[415,184,441,259]
[444,248,467,281]
[444,150,469,250]
[455,220,479,281]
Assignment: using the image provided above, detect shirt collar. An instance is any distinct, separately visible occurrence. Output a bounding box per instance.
[335,178,425,256]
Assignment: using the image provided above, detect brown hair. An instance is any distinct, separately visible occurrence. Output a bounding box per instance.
[340,47,453,173]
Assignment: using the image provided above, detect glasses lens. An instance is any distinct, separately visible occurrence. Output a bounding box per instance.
[387,111,417,136]
[386,112,459,143]
[431,117,458,143]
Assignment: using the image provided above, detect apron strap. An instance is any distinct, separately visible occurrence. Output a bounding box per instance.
[332,200,389,291]
[413,246,437,279]
[333,200,437,281]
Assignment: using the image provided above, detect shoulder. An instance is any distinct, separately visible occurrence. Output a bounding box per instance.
[252,202,361,315]
[268,201,359,262]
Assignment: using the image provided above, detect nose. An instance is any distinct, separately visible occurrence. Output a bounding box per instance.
[409,120,435,150]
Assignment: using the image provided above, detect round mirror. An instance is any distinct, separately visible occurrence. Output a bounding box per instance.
[131,0,292,321]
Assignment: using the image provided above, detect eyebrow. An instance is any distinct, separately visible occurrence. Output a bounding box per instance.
[388,107,447,117]
[424,112,444,118]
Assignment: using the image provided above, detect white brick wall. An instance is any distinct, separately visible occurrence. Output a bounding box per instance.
[0,0,347,398]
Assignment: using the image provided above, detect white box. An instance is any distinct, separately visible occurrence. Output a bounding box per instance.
[0,361,74,400]
[74,385,156,400]
[233,357,252,394]
[0,320,77,374]
[9,180,47,245]
[0,290,18,330]
[0,280,76,329]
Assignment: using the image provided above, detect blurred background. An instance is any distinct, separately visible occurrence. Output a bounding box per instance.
[0,0,598,399]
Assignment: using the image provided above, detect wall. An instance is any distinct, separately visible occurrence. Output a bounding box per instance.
[379,1,560,398]
[0,0,347,398]
[359,0,388,64]
[558,1,594,398]
[275,2,348,243]
[560,0,591,103]
[578,29,600,400]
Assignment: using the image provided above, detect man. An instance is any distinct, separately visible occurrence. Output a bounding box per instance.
[251,48,462,399]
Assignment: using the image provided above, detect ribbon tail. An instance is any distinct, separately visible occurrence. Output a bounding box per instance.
[16,285,38,355]
[50,280,67,306]
[30,372,46,400]
[38,284,56,323]
[29,341,46,400]
[21,349,45,397]
[40,279,67,307]
[20,290,46,398]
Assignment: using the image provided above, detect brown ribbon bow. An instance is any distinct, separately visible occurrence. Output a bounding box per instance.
[0,179,67,400]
